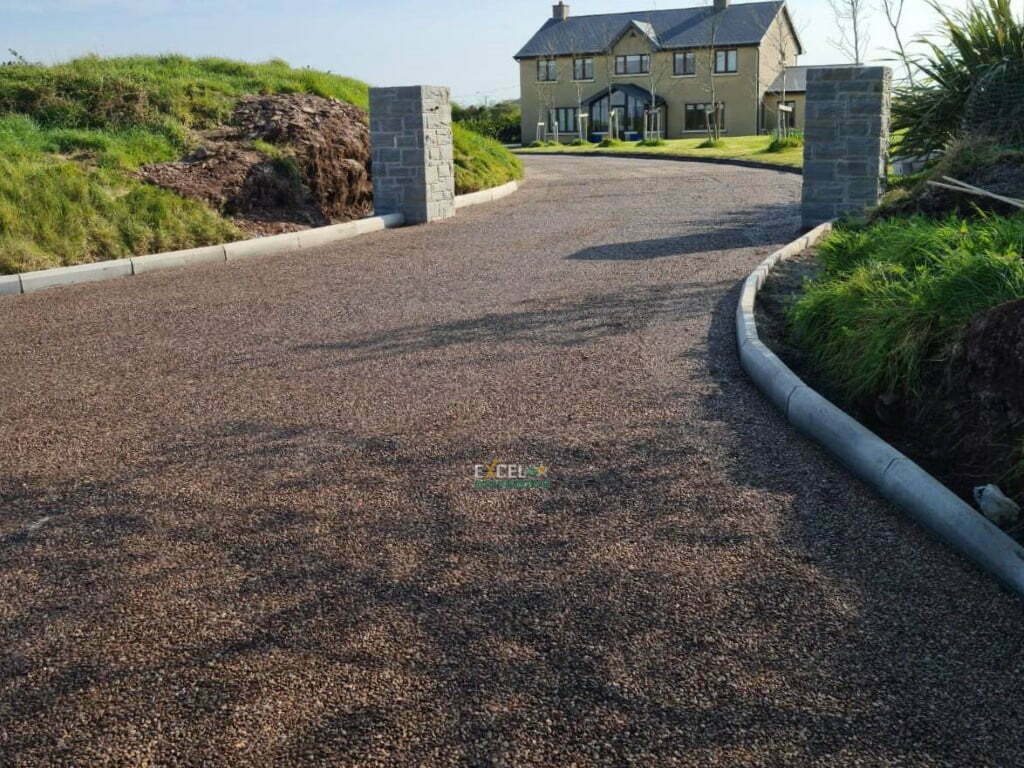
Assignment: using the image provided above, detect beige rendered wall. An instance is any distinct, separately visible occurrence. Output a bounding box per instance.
[764,92,806,133]
[520,42,764,142]
[517,9,804,143]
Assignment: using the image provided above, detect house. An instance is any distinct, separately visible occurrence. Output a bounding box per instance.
[515,0,805,142]
[763,63,863,134]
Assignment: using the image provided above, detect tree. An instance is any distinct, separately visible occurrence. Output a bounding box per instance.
[881,0,915,84]
[827,0,871,65]
[695,7,726,142]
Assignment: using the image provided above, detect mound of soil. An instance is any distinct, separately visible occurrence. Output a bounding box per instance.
[881,144,1024,220]
[141,93,373,234]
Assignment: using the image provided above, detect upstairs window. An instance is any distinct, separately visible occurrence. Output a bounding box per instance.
[715,49,738,74]
[537,59,557,82]
[674,52,696,76]
[615,54,650,75]
[573,58,594,81]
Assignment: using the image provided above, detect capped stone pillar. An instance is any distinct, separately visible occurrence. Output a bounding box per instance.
[802,66,892,229]
[370,85,455,225]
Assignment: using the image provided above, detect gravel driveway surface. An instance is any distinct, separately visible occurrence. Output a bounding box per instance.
[1,156,1022,767]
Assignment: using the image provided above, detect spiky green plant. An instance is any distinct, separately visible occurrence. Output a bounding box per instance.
[893,0,1024,157]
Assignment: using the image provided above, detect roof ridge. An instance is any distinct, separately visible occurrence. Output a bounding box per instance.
[560,1,782,20]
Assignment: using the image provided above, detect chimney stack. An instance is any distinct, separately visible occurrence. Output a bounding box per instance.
[553,2,570,21]
[714,0,730,9]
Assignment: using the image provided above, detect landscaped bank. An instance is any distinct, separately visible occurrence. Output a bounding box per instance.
[0,56,522,275]
[514,135,803,170]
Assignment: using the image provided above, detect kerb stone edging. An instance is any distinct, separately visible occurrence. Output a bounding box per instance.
[739,223,1024,597]
[5,182,520,297]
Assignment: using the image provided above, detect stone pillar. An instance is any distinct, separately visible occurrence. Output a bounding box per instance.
[802,67,892,229]
[370,86,455,225]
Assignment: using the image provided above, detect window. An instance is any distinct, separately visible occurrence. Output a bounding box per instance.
[573,58,594,81]
[548,107,579,134]
[537,59,557,82]
[615,54,650,75]
[715,49,738,74]
[685,103,726,132]
[673,52,696,76]
[781,100,796,129]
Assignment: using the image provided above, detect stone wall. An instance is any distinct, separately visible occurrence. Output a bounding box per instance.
[369,86,455,225]
[801,67,892,229]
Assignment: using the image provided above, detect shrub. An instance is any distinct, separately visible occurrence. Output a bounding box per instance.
[766,131,804,153]
[598,137,621,148]
[893,0,1024,157]
[452,100,521,144]
[789,213,1024,401]
[698,138,725,149]
[569,138,590,147]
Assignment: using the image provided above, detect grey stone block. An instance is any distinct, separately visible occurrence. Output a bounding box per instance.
[0,273,22,296]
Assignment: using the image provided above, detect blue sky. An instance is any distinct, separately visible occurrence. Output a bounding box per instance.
[4,0,989,105]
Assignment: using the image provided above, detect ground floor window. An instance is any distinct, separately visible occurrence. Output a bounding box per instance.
[781,100,796,129]
[685,102,725,132]
[549,107,578,134]
[589,90,660,136]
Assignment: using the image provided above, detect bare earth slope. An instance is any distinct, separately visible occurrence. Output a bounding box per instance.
[1,156,1022,766]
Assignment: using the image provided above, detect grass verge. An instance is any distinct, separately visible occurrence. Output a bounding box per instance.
[789,214,1024,402]
[514,134,803,169]
[453,124,524,194]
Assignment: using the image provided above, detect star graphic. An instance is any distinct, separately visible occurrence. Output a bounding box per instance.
[484,460,501,479]
[535,465,549,477]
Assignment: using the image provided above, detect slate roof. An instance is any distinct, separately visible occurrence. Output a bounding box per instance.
[766,64,861,93]
[515,2,800,59]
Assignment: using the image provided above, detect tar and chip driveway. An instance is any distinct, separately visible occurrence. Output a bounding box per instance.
[1,156,1022,766]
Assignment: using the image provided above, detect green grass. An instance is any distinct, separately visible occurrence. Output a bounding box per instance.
[0,55,521,274]
[452,123,524,193]
[0,55,369,131]
[789,214,1024,402]
[514,134,803,169]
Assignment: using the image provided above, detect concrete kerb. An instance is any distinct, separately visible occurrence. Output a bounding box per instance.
[738,222,1024,597]
[0,183,519,298]
[454,180,519,210]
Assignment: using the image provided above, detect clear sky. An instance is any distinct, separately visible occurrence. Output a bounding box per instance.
[3,0,1001,105]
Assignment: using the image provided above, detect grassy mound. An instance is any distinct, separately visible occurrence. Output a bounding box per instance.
[453,123,523,194]
[0,55,521,274]
[790,214,1024,402]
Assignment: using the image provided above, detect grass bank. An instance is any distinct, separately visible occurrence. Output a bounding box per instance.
[0,55,521,275]
[514,135,803,169]
[790,215,1024,401]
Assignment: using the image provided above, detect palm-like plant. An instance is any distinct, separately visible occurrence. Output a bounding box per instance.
[893,0,1024,158]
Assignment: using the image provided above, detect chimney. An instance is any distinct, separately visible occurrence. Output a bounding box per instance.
[714,0,729,9]
[553,2,570,21]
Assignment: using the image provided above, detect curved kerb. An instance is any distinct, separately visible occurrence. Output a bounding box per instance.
[738,222,1024,597]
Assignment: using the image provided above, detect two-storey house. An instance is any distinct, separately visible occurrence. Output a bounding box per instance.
[515,0,805,142]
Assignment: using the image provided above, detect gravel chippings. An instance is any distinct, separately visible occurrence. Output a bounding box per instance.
[1,156,1022,767]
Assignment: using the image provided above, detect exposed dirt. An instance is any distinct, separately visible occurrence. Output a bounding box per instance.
[141,94,373,235]
[881,148,1024,220]
[757,252,1024,529]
